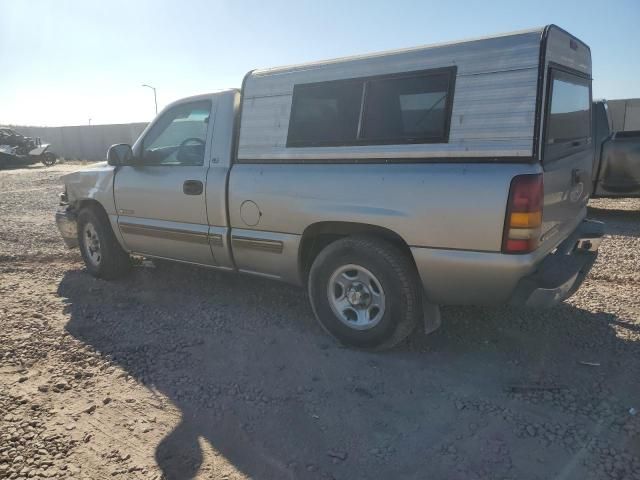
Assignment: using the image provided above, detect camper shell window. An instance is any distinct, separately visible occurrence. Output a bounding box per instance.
[286,79,364,147]
[544,68,591,160]
[286,67,456,148]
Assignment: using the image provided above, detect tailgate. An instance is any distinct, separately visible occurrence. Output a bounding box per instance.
[539,67,593,251]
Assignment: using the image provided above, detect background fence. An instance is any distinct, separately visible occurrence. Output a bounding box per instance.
[9,123,148,161]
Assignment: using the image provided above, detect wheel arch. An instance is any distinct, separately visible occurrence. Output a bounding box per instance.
[75,199,132,279]
[76,198,107,216]
[298,221,415,284]
[75,198,128,252]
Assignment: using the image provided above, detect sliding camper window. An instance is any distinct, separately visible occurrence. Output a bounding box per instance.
[286,79,364,147]
[286,67,456,148]
[544,69,591,160]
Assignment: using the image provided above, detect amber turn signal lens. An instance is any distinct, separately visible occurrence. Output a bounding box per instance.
[509,211,542,229]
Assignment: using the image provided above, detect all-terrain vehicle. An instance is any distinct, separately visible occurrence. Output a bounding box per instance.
[0,127,58,168]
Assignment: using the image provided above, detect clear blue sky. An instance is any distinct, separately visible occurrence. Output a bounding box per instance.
[1,0,638,126]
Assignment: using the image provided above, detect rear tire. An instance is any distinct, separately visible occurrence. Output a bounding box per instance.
[77,207,131,279]
[41,152,57,166]
[308,235,420,350]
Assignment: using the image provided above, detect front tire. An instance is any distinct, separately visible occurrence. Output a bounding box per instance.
[308,236,421,350]
[77,207,131,279]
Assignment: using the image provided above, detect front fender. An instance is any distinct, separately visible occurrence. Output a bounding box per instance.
[62,162,117,215]
[62,163,130,251]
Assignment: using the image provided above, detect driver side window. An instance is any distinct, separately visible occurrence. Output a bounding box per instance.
[141,100,212,166]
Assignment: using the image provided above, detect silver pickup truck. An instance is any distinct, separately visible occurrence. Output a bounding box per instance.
[56,25,603,349]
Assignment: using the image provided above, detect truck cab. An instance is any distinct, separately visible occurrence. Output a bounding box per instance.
[114,91,239,269]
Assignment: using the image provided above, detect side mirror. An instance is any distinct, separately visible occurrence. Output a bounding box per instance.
[107,143,133,166]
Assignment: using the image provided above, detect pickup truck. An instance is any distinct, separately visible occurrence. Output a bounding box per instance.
[591,100,640,197]
[56,25,604,350]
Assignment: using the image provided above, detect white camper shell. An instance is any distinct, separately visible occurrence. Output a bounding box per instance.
[238,25,590,162]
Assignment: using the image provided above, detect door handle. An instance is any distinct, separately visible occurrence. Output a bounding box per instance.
[183,180,203,195]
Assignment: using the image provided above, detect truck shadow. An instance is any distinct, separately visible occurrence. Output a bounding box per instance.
[58,263,639,480]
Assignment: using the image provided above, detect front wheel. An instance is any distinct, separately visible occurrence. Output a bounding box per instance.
[77,207,131,279]
[41,152,57,166]
[308,236,421,350]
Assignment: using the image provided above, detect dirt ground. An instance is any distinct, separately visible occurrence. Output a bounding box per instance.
[1,163,639,480]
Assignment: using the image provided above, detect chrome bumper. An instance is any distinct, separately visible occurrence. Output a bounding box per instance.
[55,207,78,249]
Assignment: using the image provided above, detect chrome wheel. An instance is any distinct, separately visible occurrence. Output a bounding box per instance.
[81,222,102,267]
[327,264,386,330]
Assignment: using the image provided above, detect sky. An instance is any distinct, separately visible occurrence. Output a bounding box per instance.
[1,0,639,126]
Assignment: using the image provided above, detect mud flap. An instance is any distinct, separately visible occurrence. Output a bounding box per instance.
[422,291,441,335]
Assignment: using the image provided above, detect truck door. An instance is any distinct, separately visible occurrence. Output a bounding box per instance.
[113,97,217,265]
[539,67,593,251]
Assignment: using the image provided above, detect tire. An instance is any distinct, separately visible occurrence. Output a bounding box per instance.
[41,152,57,166]
[308,235,421,350]
[77,207,131,279]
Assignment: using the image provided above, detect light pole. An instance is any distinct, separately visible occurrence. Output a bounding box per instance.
[141,84,158,115]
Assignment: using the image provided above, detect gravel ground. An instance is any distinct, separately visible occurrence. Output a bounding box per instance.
[1,163,639,480]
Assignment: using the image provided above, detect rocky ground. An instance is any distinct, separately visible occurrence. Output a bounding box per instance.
[0,163,639,480]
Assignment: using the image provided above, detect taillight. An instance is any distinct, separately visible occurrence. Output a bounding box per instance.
[502,174,543,254]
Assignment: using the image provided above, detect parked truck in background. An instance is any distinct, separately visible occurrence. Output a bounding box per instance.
[56,25,603,350]
[606,98,640,132]
[591,100,640,198]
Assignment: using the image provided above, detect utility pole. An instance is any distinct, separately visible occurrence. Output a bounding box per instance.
[142,84,158,115]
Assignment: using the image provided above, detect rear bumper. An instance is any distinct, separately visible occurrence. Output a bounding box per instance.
[411,218,604,307]
[508,219,604,308]
[55,207,78,248]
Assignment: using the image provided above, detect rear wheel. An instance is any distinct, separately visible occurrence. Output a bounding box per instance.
[77,207,131,279]
[41,152,57,166]
[308,235,420,350]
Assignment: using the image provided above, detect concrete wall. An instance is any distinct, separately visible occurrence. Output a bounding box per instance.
[9,123,148,161]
